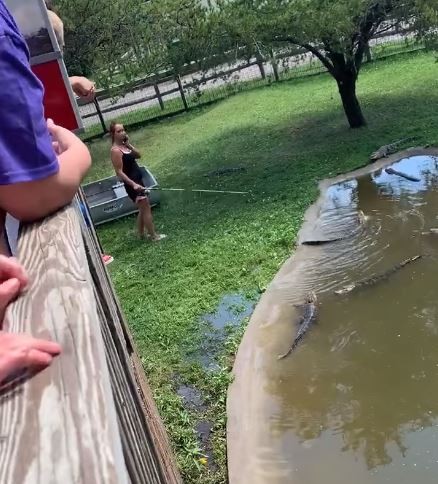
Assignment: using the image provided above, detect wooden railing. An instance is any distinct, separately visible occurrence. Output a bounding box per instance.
[0,198,181,484]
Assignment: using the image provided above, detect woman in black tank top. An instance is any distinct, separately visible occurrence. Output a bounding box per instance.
[110,122,166,241]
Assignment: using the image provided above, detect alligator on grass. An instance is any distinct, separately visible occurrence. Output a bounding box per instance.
[206,166,247,177]
[370,137,416,162]
[335,255,422,296]
[278,292,318,360]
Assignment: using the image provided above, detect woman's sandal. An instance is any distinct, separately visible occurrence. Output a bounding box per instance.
[150,233,167,242]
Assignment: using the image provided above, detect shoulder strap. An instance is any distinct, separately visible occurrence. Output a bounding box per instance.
[111,146,128,154]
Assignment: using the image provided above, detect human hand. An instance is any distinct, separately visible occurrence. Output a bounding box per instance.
[0,256,29,323]
[123,135,129,145]
[132,183,145,193]
[47,118,73,154]
[0,332,61,385]
[69,76,96,102]
[46,118,92,183]
[47,118,88,159]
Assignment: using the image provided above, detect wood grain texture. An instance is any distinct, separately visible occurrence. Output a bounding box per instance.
[0,205,128,484]
[78,188,182,484]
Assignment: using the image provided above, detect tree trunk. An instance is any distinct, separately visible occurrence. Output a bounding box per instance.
[336,75,366,128]
[364,42,372,63]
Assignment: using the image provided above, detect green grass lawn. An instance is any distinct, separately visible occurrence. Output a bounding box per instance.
[86,51,438,483]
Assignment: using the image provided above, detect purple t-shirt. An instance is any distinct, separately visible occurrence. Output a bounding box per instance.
[0,0,59,185]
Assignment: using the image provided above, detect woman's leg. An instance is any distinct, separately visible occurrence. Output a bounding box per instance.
[140,198,157,238]
[136,201,146,238]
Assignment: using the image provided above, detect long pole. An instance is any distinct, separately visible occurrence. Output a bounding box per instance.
[146,187,249,195]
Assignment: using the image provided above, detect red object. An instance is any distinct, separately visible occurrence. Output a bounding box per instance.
[102,254,114,265]
[32,60,79,131]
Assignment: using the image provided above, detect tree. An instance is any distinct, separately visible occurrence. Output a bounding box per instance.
[55,0,167,89]
[211,0,438,128]
[145,0,241,73]
[54,0,438,117]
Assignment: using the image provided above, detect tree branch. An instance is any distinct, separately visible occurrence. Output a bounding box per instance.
[354,39,367,71]
[273,36,336,76]
[322,38,346,76]
[353,1,393,73]
[374,21,401,36]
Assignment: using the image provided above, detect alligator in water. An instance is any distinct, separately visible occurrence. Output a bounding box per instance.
[302,237,344,246]
[370,138,416,162]
[278,292,318,359]
[302,210,367,246]
[335,255,422,296]
[385,167,420,182]
[423,228,438,235]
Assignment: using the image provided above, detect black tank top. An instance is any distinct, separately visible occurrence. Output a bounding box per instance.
[120,150,143,184]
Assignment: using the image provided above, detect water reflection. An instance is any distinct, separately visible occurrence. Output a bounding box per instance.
[373,155,438,196]
[261,155,438,483]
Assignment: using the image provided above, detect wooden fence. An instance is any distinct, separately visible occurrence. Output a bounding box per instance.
[0,195,181,484]
[80,58,282,135]
[80,26,420,138]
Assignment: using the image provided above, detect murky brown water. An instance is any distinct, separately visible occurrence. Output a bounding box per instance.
[258,155,438,483]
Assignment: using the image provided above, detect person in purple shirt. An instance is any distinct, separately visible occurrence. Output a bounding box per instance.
[0,0,92,384]
[0,0,91,223]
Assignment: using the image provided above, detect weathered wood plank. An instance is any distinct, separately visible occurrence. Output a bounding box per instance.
[0,205,128,484]
[77,190,182,484]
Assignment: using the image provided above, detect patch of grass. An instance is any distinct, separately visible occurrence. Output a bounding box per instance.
[85,50,438,482]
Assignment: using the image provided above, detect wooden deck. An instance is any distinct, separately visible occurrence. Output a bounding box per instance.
[0,196,181,484]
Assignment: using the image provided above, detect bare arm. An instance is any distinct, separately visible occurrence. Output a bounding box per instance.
[111,149,141,188]
[0,122,91,222]
[0,33,91,222]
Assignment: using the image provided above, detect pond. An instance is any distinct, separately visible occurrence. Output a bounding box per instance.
[228,151,438,484]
